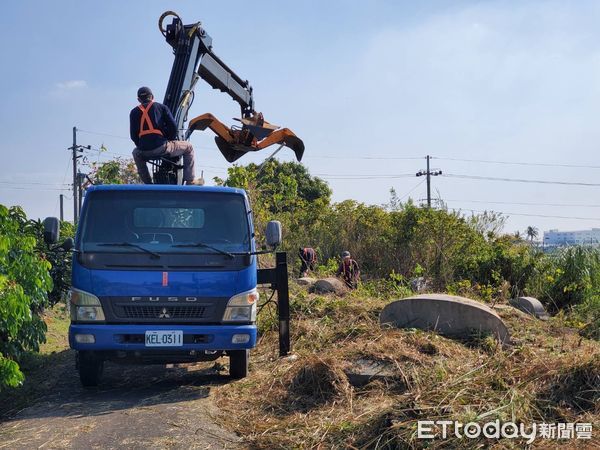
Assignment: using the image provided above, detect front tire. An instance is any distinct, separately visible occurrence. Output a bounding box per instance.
[229,350,249,379]
[78,351,104,387]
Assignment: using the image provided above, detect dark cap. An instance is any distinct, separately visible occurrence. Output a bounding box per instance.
[342,251,351,258]
[137,86,153,99]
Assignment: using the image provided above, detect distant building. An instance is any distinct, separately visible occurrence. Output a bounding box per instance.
[543,228,600,247]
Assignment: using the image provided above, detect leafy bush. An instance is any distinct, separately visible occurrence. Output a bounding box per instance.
[0,206,53,389]
[527,246,600,312]
[88,158,140,185]
[27,219,74,306]
[574,294,600,340]
[221,161,536,298]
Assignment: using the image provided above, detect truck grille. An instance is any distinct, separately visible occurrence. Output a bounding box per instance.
[120,305,207,319]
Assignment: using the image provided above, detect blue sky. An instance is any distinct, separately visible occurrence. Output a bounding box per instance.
[2,0,600,234]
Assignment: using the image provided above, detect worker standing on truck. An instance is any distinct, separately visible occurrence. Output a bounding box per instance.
[336,251,360,289]
[299,247,317,277]
[130,86,201,185]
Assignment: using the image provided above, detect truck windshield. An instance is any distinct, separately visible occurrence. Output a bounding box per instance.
[80,190,251,255]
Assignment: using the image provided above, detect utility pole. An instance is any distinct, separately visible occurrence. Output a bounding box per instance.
[416,155,442,208]
[72,127,78,223]
[59,194,64,222]
[69,126,91,223]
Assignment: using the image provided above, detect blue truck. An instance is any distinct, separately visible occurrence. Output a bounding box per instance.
[43,184,284,385]
[41,12,301,386]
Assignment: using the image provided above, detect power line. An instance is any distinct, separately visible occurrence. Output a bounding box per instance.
[447,206,600,221]
[445,199,600,208]
[434,156,600,170]
[77,128,130,140]
[0,181,69,187]
[0,186,70,191]
[306,155,425,160]
[315,172,414,177]
[317,174,415,180]
[444,173,600,187]
[77,128,217,150]
[397,179,426,202]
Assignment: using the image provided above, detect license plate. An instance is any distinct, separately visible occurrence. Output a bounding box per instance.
[145,330,183,347]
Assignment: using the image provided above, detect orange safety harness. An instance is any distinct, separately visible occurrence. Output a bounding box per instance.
[138,101,164,138]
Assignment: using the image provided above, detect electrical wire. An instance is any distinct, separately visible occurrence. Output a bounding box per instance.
[77,128,217,151]
[318,174,415,180]
[0,181,70,187]
[444,173,600,187]
[397,179,426,202]
[77,128,130,140]
[446,206,600,221]
[305,155,425,160]
[445,199,600,208]
[0,186,70,191]
[433,156,600,170]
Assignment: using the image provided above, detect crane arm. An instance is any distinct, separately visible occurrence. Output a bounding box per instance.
[158,11,304,164]
[160,11,254,137]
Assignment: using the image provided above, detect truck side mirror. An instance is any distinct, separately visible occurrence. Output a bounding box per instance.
[265,221,282,248]
[61,237,74,251]
[43,217,60,245]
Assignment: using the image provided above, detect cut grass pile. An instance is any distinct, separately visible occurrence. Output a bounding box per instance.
[216,284,599,449]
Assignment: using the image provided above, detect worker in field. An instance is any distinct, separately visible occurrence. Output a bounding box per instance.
[298,247,317,277]
[130,86,202,185]
[336,251,360,289]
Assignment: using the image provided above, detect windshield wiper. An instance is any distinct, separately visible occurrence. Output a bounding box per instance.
[97,242,161,259]
[171,242,234,259]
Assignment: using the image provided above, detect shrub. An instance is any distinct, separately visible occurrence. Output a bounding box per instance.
[0,206,53,389]
[527,246,600,313]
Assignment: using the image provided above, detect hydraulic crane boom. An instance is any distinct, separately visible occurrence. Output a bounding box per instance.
[157,11,304,176]
[160,11,254,132]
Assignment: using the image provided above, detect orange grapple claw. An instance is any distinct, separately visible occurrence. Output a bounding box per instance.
[187,113,304,163]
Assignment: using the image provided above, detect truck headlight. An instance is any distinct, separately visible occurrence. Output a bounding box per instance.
[223,288,258,323]
[70,288,105,322]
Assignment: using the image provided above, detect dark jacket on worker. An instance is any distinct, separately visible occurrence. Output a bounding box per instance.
[129,101,178,151]
[299,247,317,274]
[337,258,360,288]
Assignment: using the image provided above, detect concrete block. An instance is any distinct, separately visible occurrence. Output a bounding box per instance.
[380,294,510,344]
[310,278,349,295]
[509,296,549,320]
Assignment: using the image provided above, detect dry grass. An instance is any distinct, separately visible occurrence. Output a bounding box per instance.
[216,284,600,449]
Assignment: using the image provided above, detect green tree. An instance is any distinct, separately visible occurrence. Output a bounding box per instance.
[219,160,332,253]
[88,158,140,185]
[0,206,53,389]
[525,226,539,243]
[30,219,74,306]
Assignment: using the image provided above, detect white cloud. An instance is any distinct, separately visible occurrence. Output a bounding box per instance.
[55,80,88,90]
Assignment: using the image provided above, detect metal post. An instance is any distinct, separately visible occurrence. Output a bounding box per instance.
[426,154,431,208]
[416,155,442,208]
[59,194,64,221]
[275,252,290,356]
[72,127,78,223]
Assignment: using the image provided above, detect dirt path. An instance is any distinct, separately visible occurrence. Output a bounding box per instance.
[0,352,240,449]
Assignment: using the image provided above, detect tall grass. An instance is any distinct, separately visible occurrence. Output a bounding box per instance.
[527,246,600,310]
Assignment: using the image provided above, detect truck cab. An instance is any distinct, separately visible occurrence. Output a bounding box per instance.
[56,184,274,386]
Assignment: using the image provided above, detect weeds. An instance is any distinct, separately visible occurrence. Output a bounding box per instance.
[217,286,600,448]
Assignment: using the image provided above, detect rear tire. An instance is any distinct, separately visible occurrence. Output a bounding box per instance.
[78,351,104,387]
[229,350,249,379]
